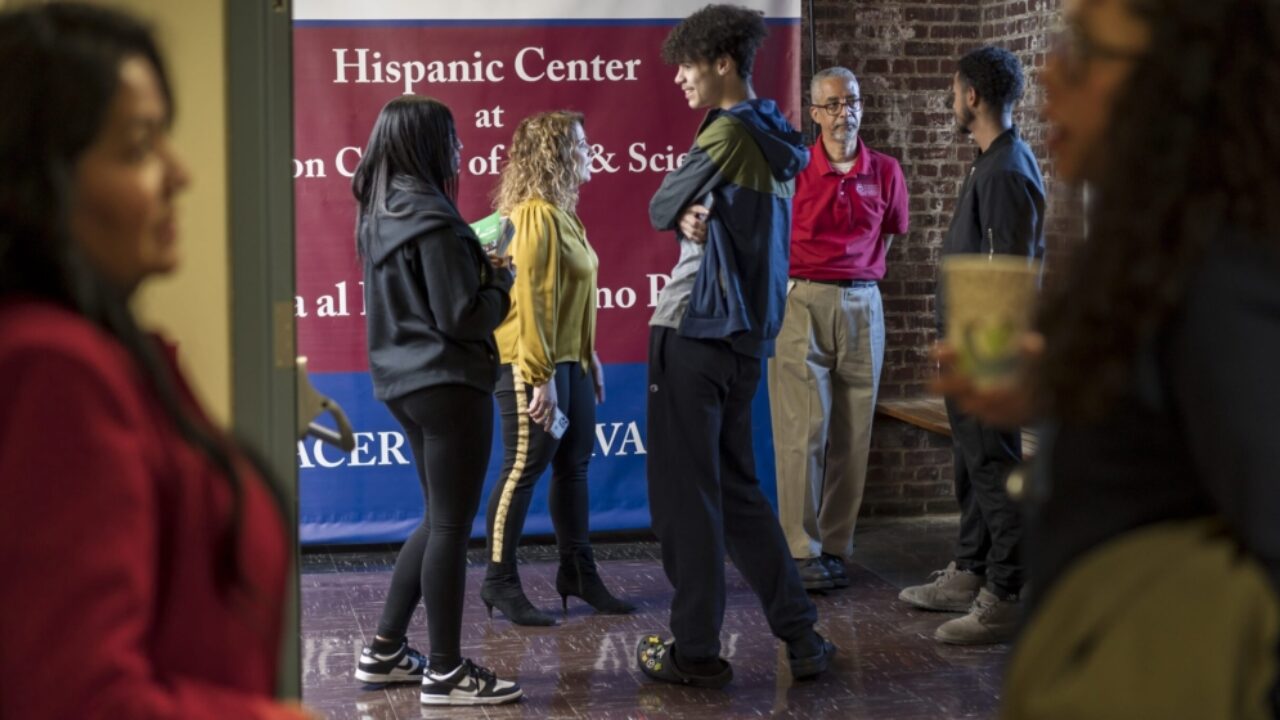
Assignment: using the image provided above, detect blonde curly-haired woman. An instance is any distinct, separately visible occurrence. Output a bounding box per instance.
[481,111,634,626]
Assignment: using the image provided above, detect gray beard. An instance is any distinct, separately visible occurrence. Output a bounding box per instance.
[831,124,857,142]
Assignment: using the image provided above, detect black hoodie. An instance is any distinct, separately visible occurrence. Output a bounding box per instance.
[359,176,513,401]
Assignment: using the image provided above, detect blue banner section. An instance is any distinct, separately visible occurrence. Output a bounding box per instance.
[299,364,778,544]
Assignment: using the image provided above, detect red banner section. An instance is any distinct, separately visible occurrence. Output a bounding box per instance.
[293,21,801,372]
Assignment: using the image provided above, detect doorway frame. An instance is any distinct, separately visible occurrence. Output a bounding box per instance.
[226,0,299,699]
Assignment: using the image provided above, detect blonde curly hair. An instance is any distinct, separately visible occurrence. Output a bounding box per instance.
[494,110,586,214]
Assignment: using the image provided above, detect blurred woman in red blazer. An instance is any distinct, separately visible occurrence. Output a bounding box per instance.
[0,5,312,718]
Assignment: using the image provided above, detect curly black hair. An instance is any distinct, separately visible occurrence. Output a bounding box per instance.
[957,46,1025,114]
[661,3,768,79]
[1036,0,1280,421]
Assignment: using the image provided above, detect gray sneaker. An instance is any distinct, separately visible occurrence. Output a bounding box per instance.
[933,587,1020,645]
[897,561,982,612]
[795,557,835,590]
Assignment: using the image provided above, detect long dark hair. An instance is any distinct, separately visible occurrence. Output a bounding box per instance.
[1035,0,1280,421]
[0,3,273,597]
[352,95,460,259]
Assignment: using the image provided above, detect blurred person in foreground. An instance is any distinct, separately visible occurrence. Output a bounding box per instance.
[934,0,1280,717]
[0,4,314,718]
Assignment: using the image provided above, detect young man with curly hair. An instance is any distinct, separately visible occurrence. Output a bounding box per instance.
[897,45,1045,646]
[636,3,834,689]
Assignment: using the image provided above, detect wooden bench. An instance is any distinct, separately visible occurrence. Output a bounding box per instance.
[876,396,1038,456]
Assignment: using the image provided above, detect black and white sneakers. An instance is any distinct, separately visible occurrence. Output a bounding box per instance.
[354,638,426,684]
[420,659,522,705]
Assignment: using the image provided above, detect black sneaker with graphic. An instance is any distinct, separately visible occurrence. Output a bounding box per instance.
[636,634,733,689]
[420,659,522,705]
[354,638,426,684]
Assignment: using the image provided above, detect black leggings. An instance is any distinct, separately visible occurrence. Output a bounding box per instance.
[375,384,492,672]
[485,363,595,564]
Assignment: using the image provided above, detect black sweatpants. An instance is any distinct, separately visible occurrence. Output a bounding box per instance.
[375,384,492,671]
[486,362,595,564]
[646,327,817,661]
[946,397,1024,596]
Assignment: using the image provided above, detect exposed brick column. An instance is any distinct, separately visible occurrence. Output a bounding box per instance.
[982,0,1084,273]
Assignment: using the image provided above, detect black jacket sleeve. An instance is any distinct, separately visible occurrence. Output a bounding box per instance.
[977,170,1044,258]
[1169,240,1280,588]
[416,226,512,341]
[649,144,723,233]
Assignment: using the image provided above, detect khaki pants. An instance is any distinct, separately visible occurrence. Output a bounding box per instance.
[768,279,884,560]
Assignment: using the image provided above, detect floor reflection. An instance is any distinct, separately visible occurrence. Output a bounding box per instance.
[301,516,1004,719]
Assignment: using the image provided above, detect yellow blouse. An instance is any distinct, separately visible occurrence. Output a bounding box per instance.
[494,198,598,386]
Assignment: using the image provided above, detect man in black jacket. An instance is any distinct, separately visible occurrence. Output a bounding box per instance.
[898,46,1045,646]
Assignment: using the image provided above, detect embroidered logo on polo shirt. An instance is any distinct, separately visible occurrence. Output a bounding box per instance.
[855,182,880,198]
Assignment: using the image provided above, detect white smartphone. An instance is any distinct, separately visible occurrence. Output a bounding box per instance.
[548,407,570,440]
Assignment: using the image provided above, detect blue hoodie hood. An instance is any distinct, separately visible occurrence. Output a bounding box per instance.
[724,98,809,182]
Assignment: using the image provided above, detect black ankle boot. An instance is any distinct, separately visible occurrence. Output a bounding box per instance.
[556,548,636,614]
[480,562,556,626]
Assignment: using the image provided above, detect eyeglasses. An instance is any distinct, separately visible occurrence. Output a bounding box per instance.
[1051,22,1146,84]
[811,97,863,116]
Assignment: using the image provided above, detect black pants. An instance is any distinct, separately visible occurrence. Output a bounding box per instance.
[646,327,817,661]
[946,397,1024,596]
[486,363,595,564]
[375,384,492,671]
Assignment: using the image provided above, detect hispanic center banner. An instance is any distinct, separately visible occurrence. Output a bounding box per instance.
[293,0,802,544]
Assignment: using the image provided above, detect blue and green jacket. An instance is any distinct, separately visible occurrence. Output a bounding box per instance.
[649,98,809,357]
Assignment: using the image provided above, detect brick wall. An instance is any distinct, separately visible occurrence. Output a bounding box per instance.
[799,0,1074,515]
[981,0,1084,268]
[863,417,957,517]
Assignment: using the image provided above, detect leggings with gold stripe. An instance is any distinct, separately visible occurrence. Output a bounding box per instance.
[485,362,595,564]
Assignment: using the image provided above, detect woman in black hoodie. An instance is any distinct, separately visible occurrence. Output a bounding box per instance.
[350,96,520,707]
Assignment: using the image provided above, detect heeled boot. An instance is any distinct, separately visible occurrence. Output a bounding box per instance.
[479,561,556,626]
[555,547,636,614]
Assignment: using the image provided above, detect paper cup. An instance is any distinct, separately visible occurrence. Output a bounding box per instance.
[942,254,1041,386]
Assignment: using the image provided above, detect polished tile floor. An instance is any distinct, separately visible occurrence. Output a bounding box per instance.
[301,516,1006,719]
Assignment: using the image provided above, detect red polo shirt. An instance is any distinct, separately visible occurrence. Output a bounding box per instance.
[791,137,909,281]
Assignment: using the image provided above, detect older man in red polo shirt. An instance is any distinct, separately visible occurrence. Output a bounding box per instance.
[769,66,909,590]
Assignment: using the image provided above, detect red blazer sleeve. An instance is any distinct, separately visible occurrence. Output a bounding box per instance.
[0,345,296,720]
